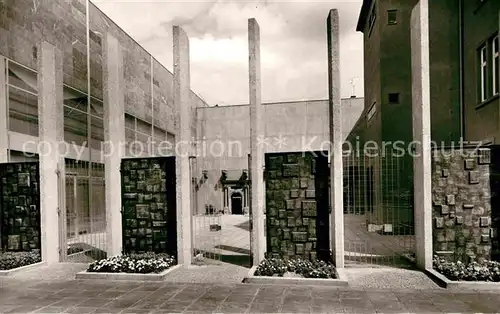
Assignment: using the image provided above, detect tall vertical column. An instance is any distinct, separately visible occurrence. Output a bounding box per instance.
[0,57,8,162]
[173,25,192,267]
[249,18,265,265]
[38,42,64,263]
[103,34,125,257]
[411,0,432,270]
[327,9,344,268]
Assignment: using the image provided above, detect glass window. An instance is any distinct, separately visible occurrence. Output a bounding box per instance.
[8,85,39,136]
[387,10,397,25]
[493,36,499,95]
[8,61,37,94]
[90,116,104,150]
[125,113,135,130]
[90,97,103,118]
[136,118,152,135]
[480,45,488,102]
[64,86,87,112]
[64,106,88,147]
[154,126,166,141]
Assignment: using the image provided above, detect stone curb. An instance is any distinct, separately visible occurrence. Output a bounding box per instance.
[242,266,349,286]
[0,261,47,276]
[75,264,182,281]
[425,268,500,290]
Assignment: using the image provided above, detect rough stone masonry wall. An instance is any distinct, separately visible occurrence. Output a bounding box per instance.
[265,152,329,261]
[121,158,177,257]
[0,162,41,252]
[432,147,496,263]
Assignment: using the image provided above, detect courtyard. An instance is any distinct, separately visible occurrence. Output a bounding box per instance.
[1,263,500,313]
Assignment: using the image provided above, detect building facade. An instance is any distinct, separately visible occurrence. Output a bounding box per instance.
[354,0,500,145]
[194,98,364,216]
[351,0,500,231]
[0,0,207,261]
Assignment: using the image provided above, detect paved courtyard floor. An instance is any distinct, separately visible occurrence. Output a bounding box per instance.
[2,262,500,314]
[2,275,500,313]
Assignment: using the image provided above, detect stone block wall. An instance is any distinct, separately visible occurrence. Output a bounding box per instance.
[121,157,177,257]
[0,162,41,252]
[432,147,499,262]
[265,152,329,261]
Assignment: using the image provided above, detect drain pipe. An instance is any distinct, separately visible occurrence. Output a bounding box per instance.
[459,0,465,140]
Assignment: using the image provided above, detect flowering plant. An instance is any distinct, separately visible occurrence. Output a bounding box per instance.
[433,255,500,282]
[254,256,337,279]
[87,252,176,274]
[0,250,41,270]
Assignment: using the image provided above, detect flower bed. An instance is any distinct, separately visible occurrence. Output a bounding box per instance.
[87,252,176,274]
[254,257,337,279]
[0,250,41,270]
[243,257,347,286]
[433,256,500,282]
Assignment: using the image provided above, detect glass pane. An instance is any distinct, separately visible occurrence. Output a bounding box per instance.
[7,62,37,94]
[64,86,88,112]
[495,60,499,94]
[8,86,38,136]
[90,116,104,150]
[89,3,104,100]
[136,118,151,135]
[125,114,135,130]
[136,132,150,144]
[154,126,166,140]
[125,128,135,142]
[90,98,104,118]
[64,105,88,147]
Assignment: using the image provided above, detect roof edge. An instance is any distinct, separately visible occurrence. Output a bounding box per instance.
[356,0,374,32]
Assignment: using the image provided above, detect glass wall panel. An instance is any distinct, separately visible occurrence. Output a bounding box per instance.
[90,116,104,150]
[8,86,38,136]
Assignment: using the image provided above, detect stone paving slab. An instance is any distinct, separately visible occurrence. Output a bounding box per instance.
[2,276,500,313]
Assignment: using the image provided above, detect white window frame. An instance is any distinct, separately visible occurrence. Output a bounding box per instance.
[480,45,488,102]
[493,36,499,96]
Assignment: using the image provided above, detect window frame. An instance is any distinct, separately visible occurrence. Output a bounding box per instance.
[479,44,488,102]
[493,36,499,96]
[387,9,397,25]
[368,3,377,37]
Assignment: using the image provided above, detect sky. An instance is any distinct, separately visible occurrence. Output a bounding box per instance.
[93,0,364,106]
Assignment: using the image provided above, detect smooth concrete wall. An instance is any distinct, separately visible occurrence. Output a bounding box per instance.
[194,98,363,214]
[197,98,363,157]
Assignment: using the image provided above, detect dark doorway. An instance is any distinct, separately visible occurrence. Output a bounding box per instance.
[231,193,243,215]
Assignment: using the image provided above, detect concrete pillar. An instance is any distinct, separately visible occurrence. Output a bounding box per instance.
[327,9,344,268]
[103,34,125,257]
[249,18,265,265]
[173,25,192,267]
[38,42,64,263]
[0,57,8,162]
[411,0,433,270]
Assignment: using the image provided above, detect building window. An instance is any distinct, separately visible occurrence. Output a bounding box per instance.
[368,3,376,37]
[7,61,39,136]
[480,45,488,102]
[367,102,376,121]
[493,36,499,96]
[387,10,397,25]
[388,93,400,104]
[478,34,500,103]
